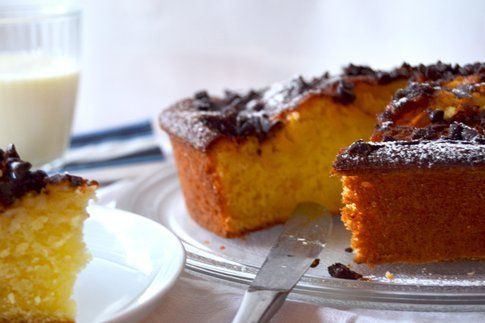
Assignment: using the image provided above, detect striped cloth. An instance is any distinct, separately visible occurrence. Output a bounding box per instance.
[62,120,165,184]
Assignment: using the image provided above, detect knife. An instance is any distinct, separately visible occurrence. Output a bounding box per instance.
[232,202,333,323]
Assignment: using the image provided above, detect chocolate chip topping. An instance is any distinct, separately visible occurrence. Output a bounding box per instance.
[161,62,484,150]
[334,138,485,172]
[412,61,485,82]
[343,62,413,85]
[374,81,485,142]
[328,263,363,280]
[46,173,90,187]
[0,145,94,209]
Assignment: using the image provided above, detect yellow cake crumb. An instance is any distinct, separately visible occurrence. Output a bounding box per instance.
[0,182,96,322]
[385,271,395,280]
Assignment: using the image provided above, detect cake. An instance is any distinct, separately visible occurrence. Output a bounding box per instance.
[160,62,485,237]
[333,78,485,265]
[0,145,97,322]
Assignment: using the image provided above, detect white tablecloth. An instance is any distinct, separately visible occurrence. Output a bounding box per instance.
[145,272,484,323]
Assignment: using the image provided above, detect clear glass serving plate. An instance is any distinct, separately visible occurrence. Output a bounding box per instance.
[103,161,485,312]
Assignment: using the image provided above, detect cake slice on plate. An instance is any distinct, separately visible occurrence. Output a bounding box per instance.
[0,145,97,322]
[334,79,484,265]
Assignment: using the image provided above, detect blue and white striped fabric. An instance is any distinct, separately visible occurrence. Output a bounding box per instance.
[62,120,165,184]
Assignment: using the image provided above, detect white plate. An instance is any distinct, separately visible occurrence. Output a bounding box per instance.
[74,205,185,323]
[98,161,485,312]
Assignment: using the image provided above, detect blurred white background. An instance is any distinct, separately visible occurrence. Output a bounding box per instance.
[75,0,485,133]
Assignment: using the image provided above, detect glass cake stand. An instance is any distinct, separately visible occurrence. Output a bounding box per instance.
[99,161,485,312]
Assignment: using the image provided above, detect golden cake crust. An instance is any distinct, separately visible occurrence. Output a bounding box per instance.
[170,135,228,236]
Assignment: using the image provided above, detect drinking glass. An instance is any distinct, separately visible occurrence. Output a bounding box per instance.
[0,0,81,169]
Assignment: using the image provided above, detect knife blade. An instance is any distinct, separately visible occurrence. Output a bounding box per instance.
[232,202,333,323]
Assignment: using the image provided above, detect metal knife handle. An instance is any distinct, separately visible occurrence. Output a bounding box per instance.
[232,202,332,323]
[232,288,289,323]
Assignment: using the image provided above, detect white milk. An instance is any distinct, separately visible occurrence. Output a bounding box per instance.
[0,54,79,166]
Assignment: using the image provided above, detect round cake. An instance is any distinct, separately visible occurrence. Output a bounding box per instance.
[160,62,484,239]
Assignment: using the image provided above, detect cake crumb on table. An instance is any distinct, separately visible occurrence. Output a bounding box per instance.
[310,258,320,268]
[219,245,226,250]
[385,271,395,280]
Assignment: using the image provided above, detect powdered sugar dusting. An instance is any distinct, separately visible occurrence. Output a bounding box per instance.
[159,62,485,150]
[334,140,485,172]
[159,99,221,150]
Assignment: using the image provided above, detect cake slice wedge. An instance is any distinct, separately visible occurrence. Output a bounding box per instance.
[334,139,484,265]
[0,145,97,322]
[334,78,485,265]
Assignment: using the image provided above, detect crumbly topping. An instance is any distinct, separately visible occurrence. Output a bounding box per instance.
[338,74,485,173]
[373,79,485,144]
[411,61,485,82]
[378,82,484,127]
[333,138,485,172]
[161,62,484,150]
[0,145,94,208]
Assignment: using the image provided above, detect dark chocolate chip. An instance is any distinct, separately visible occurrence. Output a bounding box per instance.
[328,263,363,280]
[447,122,482,141]
[346,140,380,157]
[310,258,320,268]
[194,91,210,100]
[334,80,356,104]
[194,100,213,111]
[428,109,444,123]
[9,161,31,180]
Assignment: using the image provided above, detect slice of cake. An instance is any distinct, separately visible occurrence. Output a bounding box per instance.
[0,145,97,322]
[160,62,484,237]
[334,79,484,265]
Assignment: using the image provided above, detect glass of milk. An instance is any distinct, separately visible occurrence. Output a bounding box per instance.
[0,1,80,169]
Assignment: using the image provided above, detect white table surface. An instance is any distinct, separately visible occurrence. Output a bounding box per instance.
[74,1,485,321]
[145,272,485,323]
